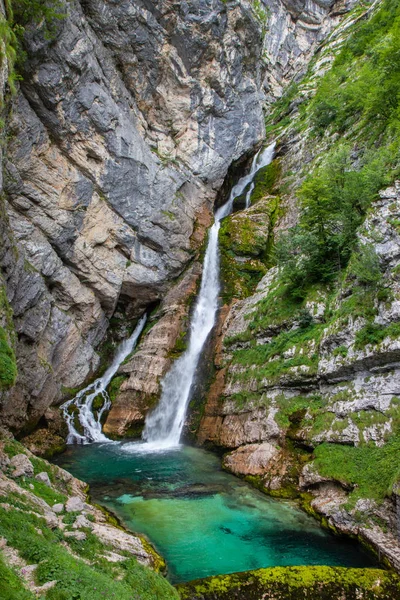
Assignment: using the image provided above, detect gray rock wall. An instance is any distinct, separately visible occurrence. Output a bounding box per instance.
[0,0,266,432]
[0,0,358,433]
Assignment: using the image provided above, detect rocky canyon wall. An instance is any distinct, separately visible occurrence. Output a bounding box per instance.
[1,0,268,433]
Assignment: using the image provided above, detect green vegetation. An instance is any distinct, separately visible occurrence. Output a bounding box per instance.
[177,566,400,600]
[0,553,34,600]
[355,322,400,349]
[0,505,178,600]
[20,478,67,506]
[0,0,65,96]
[313,437,400,506]
[0,325,17,389]
[0,284,17,389]
[107,375,128,403]
[0,437,179,600]
[275,145,389,298]
[250,160,281,203]
[271,0,400,299]
[219,195,281,302]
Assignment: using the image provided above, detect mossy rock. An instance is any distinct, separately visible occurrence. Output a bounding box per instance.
[0,327,17,389]
[249,159,281,204]
[219,197,281,302]
[176,566,400,600]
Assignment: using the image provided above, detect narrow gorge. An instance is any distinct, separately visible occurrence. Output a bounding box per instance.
[1,1,400,599]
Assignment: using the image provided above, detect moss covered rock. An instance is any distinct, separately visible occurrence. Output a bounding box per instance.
[219,197,280,302]
[176,566,400,600]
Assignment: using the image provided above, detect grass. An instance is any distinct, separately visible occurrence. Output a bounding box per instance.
[355,322,400,349]
[20,478,67,506]
[0,503,179,600]
[0,553,34,600]
[313,437,400,506]
[0,285,17,389]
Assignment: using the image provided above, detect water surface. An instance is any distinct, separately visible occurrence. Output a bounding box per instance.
[55,443,377,583]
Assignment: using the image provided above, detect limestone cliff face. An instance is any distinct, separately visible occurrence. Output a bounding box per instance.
[97,0,356,437]
[0,0,267,432]
[0,0,352,435]
[198,185,400,571]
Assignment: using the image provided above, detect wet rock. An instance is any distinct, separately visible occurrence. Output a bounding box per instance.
[223,442,280,476]
[104,261,203,437]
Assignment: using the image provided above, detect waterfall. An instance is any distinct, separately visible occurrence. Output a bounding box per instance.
[62,314,147,444]
[142,142,276,450]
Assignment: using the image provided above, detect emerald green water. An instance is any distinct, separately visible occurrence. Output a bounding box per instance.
[54,443,376,583]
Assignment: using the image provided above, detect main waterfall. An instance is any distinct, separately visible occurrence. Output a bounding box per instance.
[62,143,275,447]
[142,143,276,450]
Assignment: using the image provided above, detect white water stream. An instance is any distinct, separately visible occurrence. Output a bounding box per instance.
[63,143,275,447]
[62,314,147,444]
[142,142,276,450]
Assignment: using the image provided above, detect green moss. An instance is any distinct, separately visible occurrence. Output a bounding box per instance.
[0,284,17,390]
[177,566,400,600]
[250,159,281,203]
[274,394,325,430]
[219,196,282,303]
[107,374,128,403]
[168,330,189,360]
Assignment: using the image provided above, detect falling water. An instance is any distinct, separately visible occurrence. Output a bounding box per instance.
[142,142,276,450]
[244,143,276,208]
[62,314,147,444]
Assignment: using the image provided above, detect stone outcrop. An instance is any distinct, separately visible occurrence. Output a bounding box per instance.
[262,0,360,101]
[104,260,204,436]
[0,434,159,567]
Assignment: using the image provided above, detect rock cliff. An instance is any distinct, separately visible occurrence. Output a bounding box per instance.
[0,0,267,433]
[0,0,355,437]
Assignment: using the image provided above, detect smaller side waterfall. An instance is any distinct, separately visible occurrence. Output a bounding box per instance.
[142,142,276,450]
[62,314,147,444]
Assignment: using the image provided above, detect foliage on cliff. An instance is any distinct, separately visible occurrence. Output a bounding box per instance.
[0,0,64,93]
[0,284,17,390]
[275,0,400,299]
[219,0,400,528]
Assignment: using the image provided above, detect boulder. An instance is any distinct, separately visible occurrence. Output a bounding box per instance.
[35,472,51,487]
[65,496,85,513]
[9,454,34,478]
[64,531,87,541]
